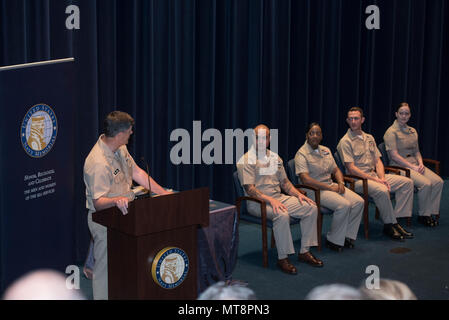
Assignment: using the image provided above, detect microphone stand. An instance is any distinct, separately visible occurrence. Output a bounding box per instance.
[141,157,152,198]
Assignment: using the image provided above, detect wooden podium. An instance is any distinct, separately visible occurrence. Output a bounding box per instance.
[93,187,209,299]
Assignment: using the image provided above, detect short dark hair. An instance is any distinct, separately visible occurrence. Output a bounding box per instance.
[396,102,411,112]
[348,107,364,118]
[306,122,321,135]
[103,111,134,137]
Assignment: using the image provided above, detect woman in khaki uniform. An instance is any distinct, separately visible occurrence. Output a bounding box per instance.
[295,123,364,251]
[383,103,443,227]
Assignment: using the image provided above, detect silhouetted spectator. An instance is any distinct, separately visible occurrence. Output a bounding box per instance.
[3,269,85,300]
[198,281,256,300]
[360,279,417,300]
[306,284,362,300]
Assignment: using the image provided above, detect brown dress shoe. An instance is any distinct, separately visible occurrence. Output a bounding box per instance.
[277,258,298,275]
[298,251,324,267]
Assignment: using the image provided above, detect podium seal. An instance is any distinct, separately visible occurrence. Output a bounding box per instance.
[20,104,58,158]
[151,247,189,289]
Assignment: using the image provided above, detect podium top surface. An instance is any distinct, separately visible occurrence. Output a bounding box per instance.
[138,189,234,214]
[93,187,209,236]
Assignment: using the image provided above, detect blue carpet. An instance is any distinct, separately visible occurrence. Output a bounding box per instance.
[79,180,449,300]
[231,180,449,300]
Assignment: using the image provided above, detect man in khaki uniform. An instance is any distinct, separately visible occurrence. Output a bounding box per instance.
[295,123,363,251]
[384,103,443,227]
[84,111,170,299]
[237,125,323,275]
[337,107,414,241]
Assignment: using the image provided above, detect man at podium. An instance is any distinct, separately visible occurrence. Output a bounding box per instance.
[83,111,170,300]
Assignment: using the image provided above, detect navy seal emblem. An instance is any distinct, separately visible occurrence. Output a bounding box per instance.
[20,104,57,158]
[151,247,189,289]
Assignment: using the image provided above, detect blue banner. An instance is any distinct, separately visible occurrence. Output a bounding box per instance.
[0,59,76,291]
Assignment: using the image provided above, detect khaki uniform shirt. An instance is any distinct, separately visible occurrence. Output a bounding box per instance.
[236,146,288,199]
[294,142,337,185]
[337,129,382,175]
[84,134,136,213]
[383,120,420,165]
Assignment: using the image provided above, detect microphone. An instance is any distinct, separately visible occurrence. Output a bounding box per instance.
[140,157,152,198]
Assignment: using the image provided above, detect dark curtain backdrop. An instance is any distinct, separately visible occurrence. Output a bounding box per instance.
[1,0,448,262]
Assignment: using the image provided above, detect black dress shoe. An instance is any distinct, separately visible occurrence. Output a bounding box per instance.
[344,238,355,249]
[394,224,414,239]
[325,239,343,252]
[418,216,435,227]
[383,224,404,241]
[431,215,440,226]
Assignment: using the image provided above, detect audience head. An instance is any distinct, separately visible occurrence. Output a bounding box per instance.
[305,284,362,300]
[360,279,417,300]
[3,269,85,300]
[198,281,257,300]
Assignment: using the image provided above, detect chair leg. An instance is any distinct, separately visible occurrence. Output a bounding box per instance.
[407,217,411,227]
[271,231,275,248]
[262,226,268,268]
[364,200,369,239]
[317,212,323,251]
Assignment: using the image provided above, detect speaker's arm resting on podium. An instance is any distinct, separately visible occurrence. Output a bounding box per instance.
[132,164,172,195]
[94,196,130,215]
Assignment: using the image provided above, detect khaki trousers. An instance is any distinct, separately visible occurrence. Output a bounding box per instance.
[88,212,108,300]
[306,186,364,246]
[354,174,414,224]
[247,194,318,259]
[408,167,443,216]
